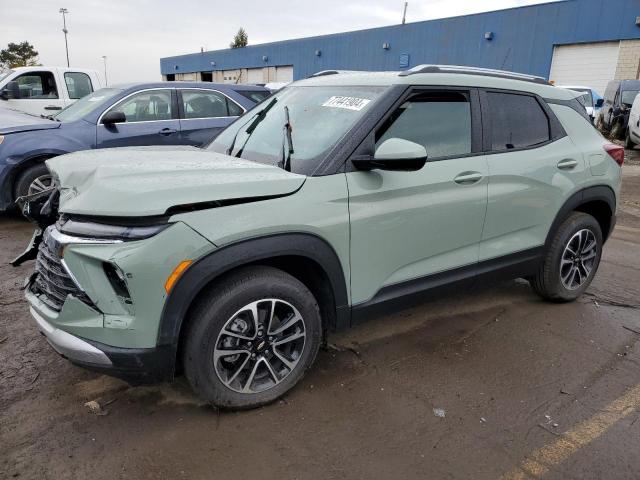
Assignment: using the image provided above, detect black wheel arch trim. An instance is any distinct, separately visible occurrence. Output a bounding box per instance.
[157,232,350,348]
[545,185,616,247]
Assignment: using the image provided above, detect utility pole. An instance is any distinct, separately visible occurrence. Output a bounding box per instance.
[402,2,408,24]
[102,56,108,85]
[59,8,70,67]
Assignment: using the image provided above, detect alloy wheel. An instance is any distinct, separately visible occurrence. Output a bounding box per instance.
[559,228,598,290]
[27,174,54,196]
[213,299,306,394]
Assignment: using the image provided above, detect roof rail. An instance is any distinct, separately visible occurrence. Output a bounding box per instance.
[399,64,550,85]
[309,69,365,78]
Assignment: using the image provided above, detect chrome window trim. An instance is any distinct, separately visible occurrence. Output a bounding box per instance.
[179,115,240,121]
[96,118,179,126]
[97,87,175,125]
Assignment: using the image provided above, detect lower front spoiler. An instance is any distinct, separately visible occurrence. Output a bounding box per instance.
[31,307,175,385]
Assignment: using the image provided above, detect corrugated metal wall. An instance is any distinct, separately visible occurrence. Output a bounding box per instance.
[160,0,640,80]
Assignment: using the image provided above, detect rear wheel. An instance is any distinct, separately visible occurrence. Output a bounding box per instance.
[14,163,53,201]
[531,212,603,302]
[183,266,322,409]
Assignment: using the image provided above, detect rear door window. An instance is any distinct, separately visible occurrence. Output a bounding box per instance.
[487,92,550,151]
[180,89,244,118]
[64,72,93,99]
[375,91,472,159]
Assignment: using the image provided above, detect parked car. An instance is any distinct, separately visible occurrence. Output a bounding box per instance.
[558,85,601,122]
[15,65,622,409]
[0,66,102,116]
[626,93,640,149]
[595,79,640,139]
[0,82,269,211]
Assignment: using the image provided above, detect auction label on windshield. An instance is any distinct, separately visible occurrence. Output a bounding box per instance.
[322,96,371,111]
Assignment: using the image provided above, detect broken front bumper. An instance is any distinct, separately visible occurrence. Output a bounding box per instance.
[30,303,112,366]
[26,287,175,384]
[22,221,215,384]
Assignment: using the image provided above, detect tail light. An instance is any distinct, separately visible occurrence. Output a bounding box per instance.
[603,143,624,167]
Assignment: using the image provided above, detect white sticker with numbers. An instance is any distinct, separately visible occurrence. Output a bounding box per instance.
[321,96,371,111]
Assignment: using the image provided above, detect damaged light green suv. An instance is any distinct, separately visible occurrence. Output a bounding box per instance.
[16,66,623,409]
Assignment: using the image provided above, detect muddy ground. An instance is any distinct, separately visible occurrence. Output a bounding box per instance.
[1,150,640,479]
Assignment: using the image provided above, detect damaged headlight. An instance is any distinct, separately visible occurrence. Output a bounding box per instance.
[58,217,171,241]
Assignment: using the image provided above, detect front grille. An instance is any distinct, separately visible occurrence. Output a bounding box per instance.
[31,227,92,312]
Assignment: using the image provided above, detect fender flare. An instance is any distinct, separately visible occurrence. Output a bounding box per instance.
[157,232,350,347]
[544,185,616,248]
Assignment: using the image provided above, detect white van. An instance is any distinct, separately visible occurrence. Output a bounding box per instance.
[626,94,640,149]
[0,66,102,117]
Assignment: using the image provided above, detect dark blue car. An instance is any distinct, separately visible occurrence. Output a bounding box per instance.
[0,82,270,211]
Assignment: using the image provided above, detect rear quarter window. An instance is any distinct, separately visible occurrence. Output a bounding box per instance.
[237,90,272,103]
[487,92,550,151]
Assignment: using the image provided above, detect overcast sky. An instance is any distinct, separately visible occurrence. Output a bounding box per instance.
[1,0,554,85]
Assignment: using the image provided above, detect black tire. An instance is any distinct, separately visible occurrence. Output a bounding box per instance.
[610,121,624,140]
[531,212,603,302]
[183,266,322,409]
[14,163,53,201]
[625,128,636,149]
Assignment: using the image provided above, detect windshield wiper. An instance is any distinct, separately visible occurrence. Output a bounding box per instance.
[227,97,278,157]
[279,105,294,172]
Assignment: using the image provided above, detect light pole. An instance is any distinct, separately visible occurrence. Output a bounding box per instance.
[101,56,108,85]
[59,8,70,67]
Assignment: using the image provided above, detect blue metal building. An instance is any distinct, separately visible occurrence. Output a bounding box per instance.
[160,0,640,93]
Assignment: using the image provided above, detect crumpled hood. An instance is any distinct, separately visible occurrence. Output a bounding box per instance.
[0,105,61,134]
[47,146,306,217]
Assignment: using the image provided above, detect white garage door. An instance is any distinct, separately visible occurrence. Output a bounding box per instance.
[549,42,620,95]
[275,65,293,83]
[247,68,264,84]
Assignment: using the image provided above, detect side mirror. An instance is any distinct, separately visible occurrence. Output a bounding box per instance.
[595,98,603,108]
[352,138,428,171]
[102,110,126,125]
[1,81,20,100]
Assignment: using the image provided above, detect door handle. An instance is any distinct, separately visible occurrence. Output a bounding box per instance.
[453,171,483,185]
[158,128,178,135]
[44,105,62,111]
[557,158,578,170]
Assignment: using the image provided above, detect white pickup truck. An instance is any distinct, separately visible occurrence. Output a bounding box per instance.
[0,66,102,117]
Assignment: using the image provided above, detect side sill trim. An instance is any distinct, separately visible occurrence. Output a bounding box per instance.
[351,247,543,325]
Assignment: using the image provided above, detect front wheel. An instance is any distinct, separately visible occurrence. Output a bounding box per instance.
[183,266,322,409]
[14,163,53,202]
[531,212,603,302]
